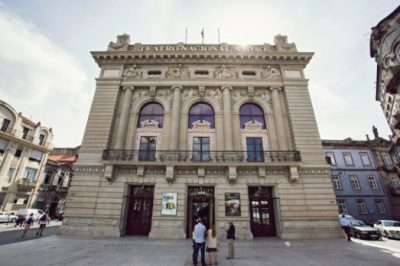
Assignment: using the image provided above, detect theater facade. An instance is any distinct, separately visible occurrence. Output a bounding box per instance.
[61,34,342,239]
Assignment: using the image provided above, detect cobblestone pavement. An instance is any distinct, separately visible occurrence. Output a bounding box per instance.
[0,236,399,266]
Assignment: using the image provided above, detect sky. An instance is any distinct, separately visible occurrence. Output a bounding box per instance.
[0,0,398,147]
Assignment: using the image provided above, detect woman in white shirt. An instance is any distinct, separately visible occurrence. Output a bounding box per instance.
[206,224,218,265]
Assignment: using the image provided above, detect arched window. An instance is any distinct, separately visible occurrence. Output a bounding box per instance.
[137,103,164,128]
[239,103,265,128]
[188,102,215,128]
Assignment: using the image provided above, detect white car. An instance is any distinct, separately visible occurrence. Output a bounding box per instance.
[0,211,17,223]
[15,208,45,221]
[374,220,400,239]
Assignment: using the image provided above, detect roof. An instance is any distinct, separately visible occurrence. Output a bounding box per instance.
[48,154,76,166]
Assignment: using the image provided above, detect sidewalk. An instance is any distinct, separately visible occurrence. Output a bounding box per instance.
[0,221,62,232]
[0,235,399,266]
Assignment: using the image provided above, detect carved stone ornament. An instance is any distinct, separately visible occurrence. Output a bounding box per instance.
[123,65,140,79]
[166,64,188,79]
[215,65,234,79]
[108,34,130,51]
[231,88,248,106]
[264,66,281,80]
[206,88,222,108]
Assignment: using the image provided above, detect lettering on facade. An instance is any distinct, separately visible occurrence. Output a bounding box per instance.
[138,45,266,53]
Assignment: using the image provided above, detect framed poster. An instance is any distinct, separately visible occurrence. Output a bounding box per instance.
[161,192,177,216]
[225,193,241,216]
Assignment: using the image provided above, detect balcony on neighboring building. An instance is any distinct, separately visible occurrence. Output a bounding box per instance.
[102,149,301,165]
[17,178,36,190]
[389,182,400,197]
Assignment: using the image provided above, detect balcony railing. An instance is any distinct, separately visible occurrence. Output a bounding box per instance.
[102,150,301,163]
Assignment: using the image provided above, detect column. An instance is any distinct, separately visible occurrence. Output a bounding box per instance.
[115,86,134,149]
[169,86,181,150]
[271,87,288,150]
[222,86,233,150]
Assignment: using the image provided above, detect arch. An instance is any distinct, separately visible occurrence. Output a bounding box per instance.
[182,96,221,114]
[131,96,169,114]
[239,103,266,129]
[0,100,18,131]
[137,102,164,128]
[188,102,215,128]
[232,96,272,114]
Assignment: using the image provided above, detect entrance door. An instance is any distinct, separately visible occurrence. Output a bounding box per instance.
[187,187,214,238]
[126,186,154,235]
[248,187,276,236]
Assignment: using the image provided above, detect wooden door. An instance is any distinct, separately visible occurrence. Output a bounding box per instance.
[126,186,154,235]
[249,187,276,236]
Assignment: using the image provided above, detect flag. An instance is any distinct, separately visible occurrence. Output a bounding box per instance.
[201,28,204,44]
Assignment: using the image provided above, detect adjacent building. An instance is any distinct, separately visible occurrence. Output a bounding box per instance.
[61,34,342,239]
[323,137,393,224]
[0,100,53,211]
[36,147,78,218]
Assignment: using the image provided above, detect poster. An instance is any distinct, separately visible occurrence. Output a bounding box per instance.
[161,192,177,216]
[225,193,241,216]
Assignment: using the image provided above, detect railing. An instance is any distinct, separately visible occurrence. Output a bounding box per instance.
[102,150,301,163]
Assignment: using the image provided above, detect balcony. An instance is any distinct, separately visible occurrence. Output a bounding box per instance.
[102,149,301,164]
[18,178,36,190]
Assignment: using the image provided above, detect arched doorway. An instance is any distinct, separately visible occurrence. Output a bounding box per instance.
[186,187,214,238]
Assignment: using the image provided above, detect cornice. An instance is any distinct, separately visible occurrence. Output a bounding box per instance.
[91,51,313,67]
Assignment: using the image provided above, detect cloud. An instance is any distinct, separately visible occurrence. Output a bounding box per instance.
[0,5,91,147]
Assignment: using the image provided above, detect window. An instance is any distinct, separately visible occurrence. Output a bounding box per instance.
[246,137,264,162]
[24,167,37,182]
[343,152,354,166]
[349,176,361,190]
[368,176,379,190]
[375,200,386,214]
[359,152,371,166]
[14,149,22,158]
[189,103,215,128]
[337,200,348,214]
[325,152,336,166]
[239,103,265,128]
[39,134,45,145]
[7,167,15,182]
[242,71,256,76]
[192,137,210,161]
[0,138,8,153]
[148,70,161,75]
[58,171,65,185]
[392,177,400,188]
[382,154,393,168]
[194,70,209,75]
[1,119,10,132]
[331,176,343,190]
[29,150,43,163]
[44,170,53,184]
[356,200,368,214]
[139,136,157,161]
[22,127,29,139]
[137,103,164,128]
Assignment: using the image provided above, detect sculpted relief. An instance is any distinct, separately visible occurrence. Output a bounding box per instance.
[263,66,281,80]
[166,64,188,79]
[215,65,235,79]
[123,65,141,79]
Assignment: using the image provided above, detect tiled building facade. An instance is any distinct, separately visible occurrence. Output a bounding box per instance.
[61,34,342,239]
[0,100,53,211]
[323,138,393,224]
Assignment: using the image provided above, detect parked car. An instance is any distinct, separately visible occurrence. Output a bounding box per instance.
[374,220,400,239]
[15,208,45,221]
[349,220,381,240]
[338,214,356,222]
[0,212,18,223]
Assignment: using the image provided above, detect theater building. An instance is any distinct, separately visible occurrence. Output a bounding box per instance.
[61,34,342,239]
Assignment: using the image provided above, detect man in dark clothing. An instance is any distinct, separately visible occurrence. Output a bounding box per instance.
[226,221,235,259]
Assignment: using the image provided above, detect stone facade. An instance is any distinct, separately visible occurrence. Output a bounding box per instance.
[0,100,53,211]
[60,34,342,239]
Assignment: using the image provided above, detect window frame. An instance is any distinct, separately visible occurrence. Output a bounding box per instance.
[1,119,10,132]
[331,175,343,190]
[375,200,387,214]
[349,175,361,190]
[359,152,371,166]
[382,154,393,168]
[325,152,337,166]
[192,137,210,162]
[24,167,37,182]
[137,102,164,129]
[246,137,264,162]
[188,103,215,129]
[239,103,266,129]
[356,199,368,215]
[368,176,379,190]
[139,136,157,161]
[343,152,354,166]
[337,200,348,214]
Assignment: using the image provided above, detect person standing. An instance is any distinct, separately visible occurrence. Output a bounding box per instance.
[21,213,34,238]
[339,214,351,241]
[226,221,235,259]
[36,212,50,237]
[192,218,207,266]
[206,224,218,265]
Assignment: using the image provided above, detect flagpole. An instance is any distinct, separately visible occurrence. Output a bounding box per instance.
[201,28,204,45]
[185,27,187,44]
[218,28,220,44]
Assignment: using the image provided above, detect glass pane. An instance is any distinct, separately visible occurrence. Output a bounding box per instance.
[193,137,200,144]
[202,152,210,161]
[193,152,201,161]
